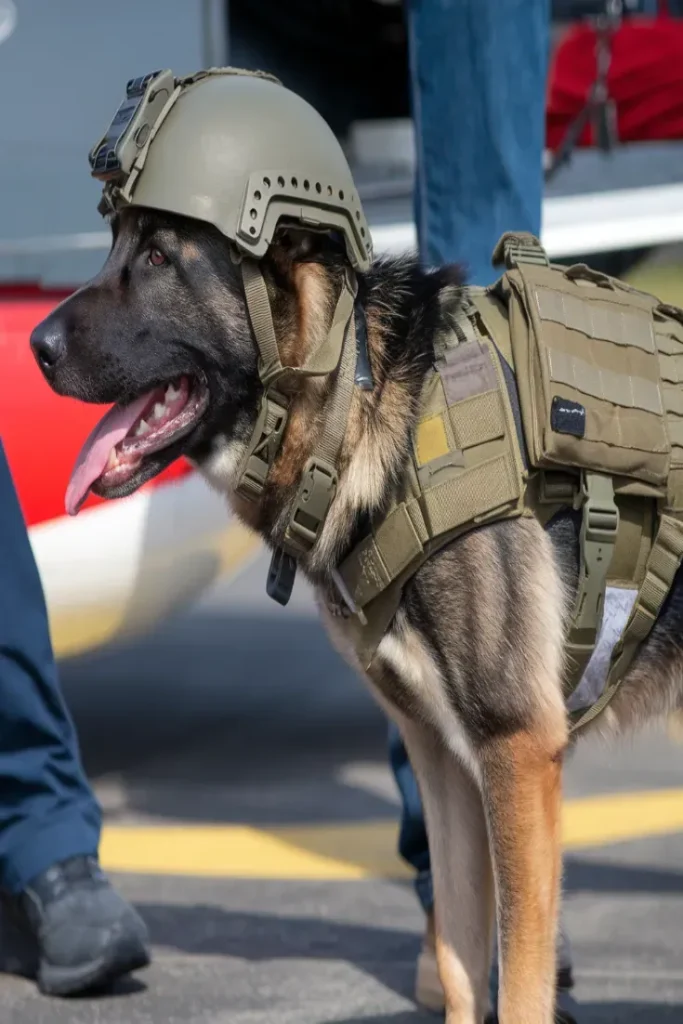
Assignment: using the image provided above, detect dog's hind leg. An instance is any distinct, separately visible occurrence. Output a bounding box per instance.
[400,716,495,1024]
[480,724,566,1024]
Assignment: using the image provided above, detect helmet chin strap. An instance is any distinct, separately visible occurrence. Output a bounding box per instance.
[233,250,359,606]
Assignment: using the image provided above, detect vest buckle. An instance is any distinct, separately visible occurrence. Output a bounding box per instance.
[285,458,338,557]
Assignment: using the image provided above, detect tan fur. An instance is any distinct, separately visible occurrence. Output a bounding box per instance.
[481,730,566,1024]
[399,714,495,1024]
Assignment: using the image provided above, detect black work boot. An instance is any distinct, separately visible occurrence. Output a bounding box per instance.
[5,855,150,996]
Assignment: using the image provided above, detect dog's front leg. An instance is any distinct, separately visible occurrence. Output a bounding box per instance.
[400,716,495,1024]
[481,725,567,1024]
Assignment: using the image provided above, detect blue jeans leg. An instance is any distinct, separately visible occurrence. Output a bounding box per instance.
[0,442,101,894]
[392,0,574,987]
[393,0,551,900]
[406,0,550,284]
[388,721,433,913]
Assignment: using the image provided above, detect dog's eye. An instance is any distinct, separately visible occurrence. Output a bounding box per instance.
[148,248,167,267]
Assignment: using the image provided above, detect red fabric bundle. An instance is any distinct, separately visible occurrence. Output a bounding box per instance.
[546,12,683,149]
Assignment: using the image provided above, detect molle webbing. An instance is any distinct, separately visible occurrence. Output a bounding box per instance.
[492,232,683,729]
[336,319,526,633]
[337,233,683,730]
[498,257,670,490]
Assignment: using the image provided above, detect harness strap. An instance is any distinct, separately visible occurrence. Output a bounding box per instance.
[337,451,521,612]
[563,471,619,697]
[283,290,358,559]
[241,258,282,383]
[570,511,683,733]
[492,230,550,271]
[235,260,357,506]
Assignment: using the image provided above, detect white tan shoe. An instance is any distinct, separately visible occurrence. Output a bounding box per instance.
[415,911,445,1013]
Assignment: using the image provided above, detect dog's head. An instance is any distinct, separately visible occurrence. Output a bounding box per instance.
[30,206,343,515]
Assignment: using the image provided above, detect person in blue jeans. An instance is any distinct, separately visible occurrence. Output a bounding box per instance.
[395,2,578,1020]
[0,441,149,996]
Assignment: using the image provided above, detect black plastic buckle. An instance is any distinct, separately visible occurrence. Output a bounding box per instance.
[266,546,297,606]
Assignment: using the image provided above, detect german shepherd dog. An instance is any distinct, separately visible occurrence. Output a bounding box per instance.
[30,207,683,1023]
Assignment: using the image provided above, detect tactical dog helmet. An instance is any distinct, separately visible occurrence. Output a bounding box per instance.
[89,67,372,272]
[89,67,372,606]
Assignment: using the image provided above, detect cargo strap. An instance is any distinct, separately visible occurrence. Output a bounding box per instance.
[570,512,683,733]
[563,471,619,697]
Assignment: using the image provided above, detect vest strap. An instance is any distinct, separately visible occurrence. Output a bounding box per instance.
[235,261,357,507]
[563,471,619,697]
[492,230,550,270]
[570,512,683,733]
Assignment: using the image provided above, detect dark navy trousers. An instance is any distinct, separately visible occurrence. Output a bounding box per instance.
[0,442,101,894]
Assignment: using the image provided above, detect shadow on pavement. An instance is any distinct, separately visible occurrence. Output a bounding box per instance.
[140,902,420,1002]
[565,856,683,895]
[60,609,399,825]
[328,1015,430,1023]
[572,1005,683,1023]
[330,1006,683,1024]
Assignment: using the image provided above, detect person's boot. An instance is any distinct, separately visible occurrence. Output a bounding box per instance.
[415,910,579,1023]
[2,855,150,996]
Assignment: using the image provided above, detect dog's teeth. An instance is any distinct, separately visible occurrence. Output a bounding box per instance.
[152,402,166,420]
[106,449,118,470]
[165,384,180,402]
[135,419,150,437]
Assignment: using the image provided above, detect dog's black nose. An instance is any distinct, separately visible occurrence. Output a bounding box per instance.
[30,318,66,371]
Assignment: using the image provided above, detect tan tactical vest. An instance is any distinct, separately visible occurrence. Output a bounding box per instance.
[335,232,683,734]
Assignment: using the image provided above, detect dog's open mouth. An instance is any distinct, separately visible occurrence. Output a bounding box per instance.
[65,375,209,516]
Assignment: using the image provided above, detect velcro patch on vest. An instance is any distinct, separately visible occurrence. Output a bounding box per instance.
[550,395,586,438]
[438,340,497,405]
[416,415,450,466]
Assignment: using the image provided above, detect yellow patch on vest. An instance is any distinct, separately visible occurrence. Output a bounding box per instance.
[415,414,449,466]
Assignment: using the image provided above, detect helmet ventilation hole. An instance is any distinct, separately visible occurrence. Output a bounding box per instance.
[250,208,257,219]
[339,190,344,200]
[315,182,321,194]
[254,189,262,201]
[249,226,257,235]
[303,179,310,191]
[263,177,271,188]
[278,175,285,187]
[291,177,298,188]
[326,185,333,196]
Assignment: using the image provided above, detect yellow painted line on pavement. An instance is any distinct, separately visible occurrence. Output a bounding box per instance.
[563,787,683,849]
[99,787,683,880]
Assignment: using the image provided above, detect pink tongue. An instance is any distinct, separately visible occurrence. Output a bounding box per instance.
[65,392,157,516]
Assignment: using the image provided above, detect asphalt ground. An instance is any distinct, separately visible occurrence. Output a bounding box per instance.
[0,545,682,1023]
